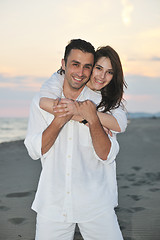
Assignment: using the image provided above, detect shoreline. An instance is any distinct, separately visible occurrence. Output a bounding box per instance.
[0,139,24,145]
[0,117,160,145]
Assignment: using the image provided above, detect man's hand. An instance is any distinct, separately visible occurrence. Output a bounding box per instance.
[75,100,112,160]
[75,100,98,124]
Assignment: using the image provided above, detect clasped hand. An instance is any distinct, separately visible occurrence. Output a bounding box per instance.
[53,98,112,136]
[53,98,97,123]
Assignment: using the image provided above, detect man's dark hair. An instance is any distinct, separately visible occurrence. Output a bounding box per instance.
[58,39,95,74]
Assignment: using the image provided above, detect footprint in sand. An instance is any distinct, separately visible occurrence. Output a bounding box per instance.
[145,172,160,181]
[119,225,126,230]
[8,218,26,225]
[18,235,34,239]
[125,173,136,182]
[132,166,142,171]
[132,179,152,186]
[127,194,142,201]
[6,191,33,198]
[116,207,132,213]
[120,185,129,189]
[149,188,160,192]
[131,207,145,212]
[132,172,160,187]
[125,238,136,240]
[116,207,145,214]
[117,173,125,180]
[0,206,10,211]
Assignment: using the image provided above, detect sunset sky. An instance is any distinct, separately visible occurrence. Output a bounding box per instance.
[0,0,160,117]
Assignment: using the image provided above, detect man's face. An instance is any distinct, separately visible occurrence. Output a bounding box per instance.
[62,49,94,90]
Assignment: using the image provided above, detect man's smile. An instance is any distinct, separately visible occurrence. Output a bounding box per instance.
[72,76,84,82]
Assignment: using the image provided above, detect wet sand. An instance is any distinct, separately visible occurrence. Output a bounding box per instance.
[0,118,160,240]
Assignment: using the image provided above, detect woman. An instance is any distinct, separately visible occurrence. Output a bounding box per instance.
[39,46,127,133]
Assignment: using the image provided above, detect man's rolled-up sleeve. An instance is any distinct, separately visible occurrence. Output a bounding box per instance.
[93,135,119,165]
[24,94,50,160]
[24,132,42,160]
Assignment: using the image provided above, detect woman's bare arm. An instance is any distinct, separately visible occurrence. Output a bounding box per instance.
[40,97,56,114]
[97,112,121,132]
[40,97,126,132]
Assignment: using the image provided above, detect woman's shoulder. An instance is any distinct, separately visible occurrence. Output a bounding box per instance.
[84,86,102,104]
[111,103,127,114]
[40,72,64,98]
[41,72,64,89]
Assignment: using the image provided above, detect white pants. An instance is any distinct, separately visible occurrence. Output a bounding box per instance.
[35,210,123,240]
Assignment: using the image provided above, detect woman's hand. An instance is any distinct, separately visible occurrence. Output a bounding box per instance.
[53,98,77,117]
[53,99,73,125]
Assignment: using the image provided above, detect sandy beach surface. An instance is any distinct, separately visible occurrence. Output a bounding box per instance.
[0,118,160,240]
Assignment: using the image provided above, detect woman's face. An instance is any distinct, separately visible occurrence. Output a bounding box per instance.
[88,57,114,91]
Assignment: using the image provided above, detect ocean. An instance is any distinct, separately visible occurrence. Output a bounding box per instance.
[0,112,159,144]
[0,118,28,144]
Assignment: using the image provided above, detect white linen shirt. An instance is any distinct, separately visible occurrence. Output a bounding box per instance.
[24,85,120,223]
[40,72,127,133]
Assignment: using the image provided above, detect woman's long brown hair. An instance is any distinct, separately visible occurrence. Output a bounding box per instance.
[96,46,127,112]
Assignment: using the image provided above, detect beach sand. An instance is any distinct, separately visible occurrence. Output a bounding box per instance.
[0,118,160,240]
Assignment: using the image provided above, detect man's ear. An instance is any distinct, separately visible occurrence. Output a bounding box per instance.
[61,59,65,71]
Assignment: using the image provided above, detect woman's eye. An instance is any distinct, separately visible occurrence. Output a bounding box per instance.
[108,71,114,75]
[96,66,101,70]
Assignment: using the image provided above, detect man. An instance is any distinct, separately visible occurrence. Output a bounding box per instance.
[24,39,123,239]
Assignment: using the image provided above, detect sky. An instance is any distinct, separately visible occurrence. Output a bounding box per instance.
[0,0,160,117]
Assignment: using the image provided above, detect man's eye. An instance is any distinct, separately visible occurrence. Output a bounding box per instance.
[73,64,78,66]
[85,66,91,69]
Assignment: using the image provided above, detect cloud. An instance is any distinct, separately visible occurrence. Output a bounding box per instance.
[0,73,48,117]
[0,87,36,117]
[150,57,160,61]
[125,93,160,113]
[124,74,160,113]
[0,72,160,117]
[122,73,160,112]
[0,74,46,92]
[121,0,134,26]
[123,56,160,77]
[127,56,160,62]
[125,94,153,101]
[125,74,160,95]
[0,98,31,117]
[135,28,160,58]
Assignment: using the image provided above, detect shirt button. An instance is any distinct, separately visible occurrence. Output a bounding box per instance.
[63,214,67,217]
[69,137,72,140]
[68,155,71,158]
[67,192,70,194]
[67,173,70,176]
